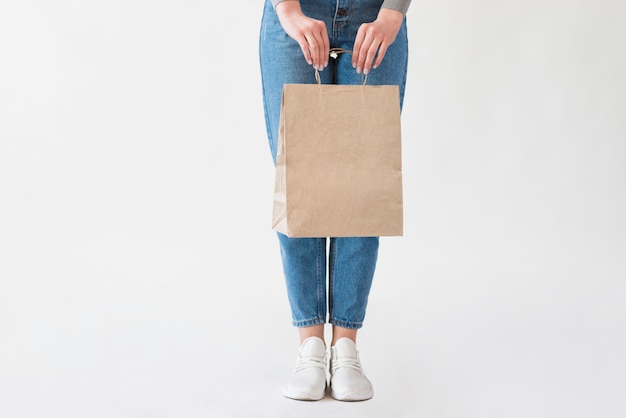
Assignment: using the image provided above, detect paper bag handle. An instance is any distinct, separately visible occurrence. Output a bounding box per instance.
[314,48,368,86]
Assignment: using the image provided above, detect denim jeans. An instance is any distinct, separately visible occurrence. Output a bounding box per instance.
[259,0,408,329]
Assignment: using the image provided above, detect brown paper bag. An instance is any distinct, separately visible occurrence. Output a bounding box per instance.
[272,81,403,238]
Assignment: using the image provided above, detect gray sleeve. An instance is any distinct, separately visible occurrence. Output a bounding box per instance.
[381,0,412,15]
[271,0,294,8]
[271,1,412,15]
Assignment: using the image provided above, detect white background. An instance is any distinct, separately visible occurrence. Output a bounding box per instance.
[1,1,625,417]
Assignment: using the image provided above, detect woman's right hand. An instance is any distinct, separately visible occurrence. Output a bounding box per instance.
[275,1,329,71]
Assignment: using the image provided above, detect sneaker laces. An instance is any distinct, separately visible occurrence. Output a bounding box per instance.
[331,353,364,375]
[294,355,327,373]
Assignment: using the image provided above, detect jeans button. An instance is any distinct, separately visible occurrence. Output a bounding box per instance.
[337,8,348,16]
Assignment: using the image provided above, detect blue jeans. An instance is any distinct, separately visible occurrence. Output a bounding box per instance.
[259,0,408,329]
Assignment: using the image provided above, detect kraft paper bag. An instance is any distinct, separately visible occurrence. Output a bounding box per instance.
[272,82,403,238]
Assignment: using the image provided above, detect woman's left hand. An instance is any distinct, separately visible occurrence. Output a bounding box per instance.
[352,8,404,74]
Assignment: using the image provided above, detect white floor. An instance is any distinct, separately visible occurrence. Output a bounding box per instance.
[2,2,626,417]
[1,199,624,417]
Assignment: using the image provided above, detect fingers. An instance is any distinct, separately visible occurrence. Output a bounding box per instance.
[295,37,313,67]
[373,42,389,69]
[351,10,403,75]
[352,26,365,72]
[275,3,329,70]
[304,26,329,70]
[321,29,330,68]
[353,24,380,75]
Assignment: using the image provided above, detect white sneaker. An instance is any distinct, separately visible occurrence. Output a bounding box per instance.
[282,336,327,401]
[330,337,374,401]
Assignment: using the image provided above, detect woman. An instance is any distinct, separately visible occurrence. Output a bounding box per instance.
[259,0,410,401]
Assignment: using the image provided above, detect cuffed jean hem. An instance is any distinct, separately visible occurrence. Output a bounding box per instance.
[329,318,364,330]
[292,317,326,328]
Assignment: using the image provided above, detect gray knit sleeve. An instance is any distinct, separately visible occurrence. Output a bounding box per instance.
[381,0,412,15]
[272,1,411,15]
[271,0,293,8]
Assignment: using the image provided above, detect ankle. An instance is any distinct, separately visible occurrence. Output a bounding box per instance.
[331,325,357,346]
[298,324,325,344]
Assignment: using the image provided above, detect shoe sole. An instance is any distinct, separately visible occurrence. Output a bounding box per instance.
[330,388,374,402]
[282,390,326,401]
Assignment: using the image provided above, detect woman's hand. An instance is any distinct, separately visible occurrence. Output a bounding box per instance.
[352,8,404,74]
[275,1,330,71]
